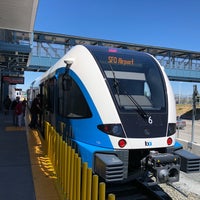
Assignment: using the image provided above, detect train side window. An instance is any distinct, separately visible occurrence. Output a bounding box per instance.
[62,75,72,91]
[58,75,64,115]
[58,75,92,118]
[47,79,54,112]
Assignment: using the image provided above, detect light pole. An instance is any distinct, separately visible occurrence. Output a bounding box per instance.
[191,85,198,144]
[178,82,182,104]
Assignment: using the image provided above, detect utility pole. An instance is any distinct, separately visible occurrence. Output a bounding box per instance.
[191,85,198,144]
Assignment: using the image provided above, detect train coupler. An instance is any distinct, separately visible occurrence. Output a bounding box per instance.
[141,151,180,184]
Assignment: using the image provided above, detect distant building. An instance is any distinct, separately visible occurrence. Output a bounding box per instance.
[8,85,26,101]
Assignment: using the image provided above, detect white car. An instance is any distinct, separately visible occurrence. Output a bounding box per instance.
[176,116,186,129]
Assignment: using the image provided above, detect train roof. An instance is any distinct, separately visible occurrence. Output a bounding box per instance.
[31,44,155,88]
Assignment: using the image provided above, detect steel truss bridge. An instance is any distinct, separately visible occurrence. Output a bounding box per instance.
[1,29,200,82]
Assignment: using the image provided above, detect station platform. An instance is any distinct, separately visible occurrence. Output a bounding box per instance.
[0,111,60,200]
[0,110,199,200]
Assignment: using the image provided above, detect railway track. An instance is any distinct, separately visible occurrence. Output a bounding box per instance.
[106,179,172,200]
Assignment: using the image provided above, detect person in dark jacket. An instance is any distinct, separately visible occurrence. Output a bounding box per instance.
[11,96,20,125]
[3,95,11,115]
[29,94,41,129]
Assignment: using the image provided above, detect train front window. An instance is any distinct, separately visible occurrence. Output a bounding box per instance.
[88,46,166,112]
[107,67,165,112]
[105,71,155,110]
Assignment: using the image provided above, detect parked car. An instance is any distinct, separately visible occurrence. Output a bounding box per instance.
[176,116,186,129]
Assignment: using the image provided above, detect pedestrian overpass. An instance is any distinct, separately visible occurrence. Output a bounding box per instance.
[30,31,200,83]
[1,29,200,83]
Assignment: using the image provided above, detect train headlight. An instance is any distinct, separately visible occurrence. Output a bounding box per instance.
[97,124,125,137]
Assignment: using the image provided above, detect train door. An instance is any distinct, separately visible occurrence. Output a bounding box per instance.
[42,78,56,127]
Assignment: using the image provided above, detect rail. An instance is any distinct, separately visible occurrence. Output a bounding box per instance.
[44,121,115,200]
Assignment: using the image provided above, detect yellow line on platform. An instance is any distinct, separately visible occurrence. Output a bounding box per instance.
[5,126,26,131]
[26,126,61,200]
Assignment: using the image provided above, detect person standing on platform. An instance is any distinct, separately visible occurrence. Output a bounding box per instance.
[15,100,24,127]
[29,94,41,129]
[11,96,20,126]
[3,95,11,115]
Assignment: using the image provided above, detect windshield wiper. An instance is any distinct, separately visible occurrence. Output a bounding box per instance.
[123,90,150,120]
[109,64,122,107]
[109,65,150,122]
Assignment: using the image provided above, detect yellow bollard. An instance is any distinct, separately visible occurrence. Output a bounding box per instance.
[86,168,92,200]
[45,122,49,148]
[61,140,65,191]
[44,123,116,200]
[44,121,47,144]
[50,127,54,165]
[108,194,115,200]
[44,121,50,144]
[76,157,81,200]
[81,162,88,200]
[46,123,50,155]
[59,135,63,182]
[99,182,106,200]
[60,139,63,189]
[73,153,78,200]
[66,146,71,199]
[69,149,75,200]
[92,175,99,200]
[49,126,53,161]
[53,132,58,173]
[55,133,58,174]
[48,126,53,159]
[51,127,55,161]
[63,142,67,195]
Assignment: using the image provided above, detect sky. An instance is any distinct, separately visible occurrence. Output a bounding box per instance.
[18,0,200,96]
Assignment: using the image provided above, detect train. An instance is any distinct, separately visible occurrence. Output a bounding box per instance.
[29,44,181,184]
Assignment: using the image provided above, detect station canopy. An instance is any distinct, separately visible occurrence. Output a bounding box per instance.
[0,0,38,32]
[0,0,38,77]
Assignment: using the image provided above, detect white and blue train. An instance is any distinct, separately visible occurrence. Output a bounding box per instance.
[30,45,181,183]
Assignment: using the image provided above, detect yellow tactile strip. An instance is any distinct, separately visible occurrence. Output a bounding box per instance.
[26,127,61,200]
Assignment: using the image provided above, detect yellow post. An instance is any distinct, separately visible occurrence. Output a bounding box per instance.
[55,133,58,178]
[99,182,106,200]
[44,122,116,200]
[69,149,75,200]
[44,121,47,145]
[44,121,50,145]
[61,140,65,192]
[66,146,71,199]
[49,126,52,161]
[46,122,50,155]
[53,132,58,174]
[59,138,63,189]
[63,142,68,196]
[51,126,55,162]
[59,135,63,183]
[48,126,53,159]
[86,168,92,200]
[108,194,115,200]
[76,157,81,200]
[81,162,88,200]
[92,175,99,200]
[50,128,54,165]
[73,153,78,200]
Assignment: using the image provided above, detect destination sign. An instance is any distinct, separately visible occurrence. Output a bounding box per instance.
[2,76,24,84]
[108,56,134,66]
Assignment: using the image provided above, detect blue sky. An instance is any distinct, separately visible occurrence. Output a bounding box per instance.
[19,0,200,95]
